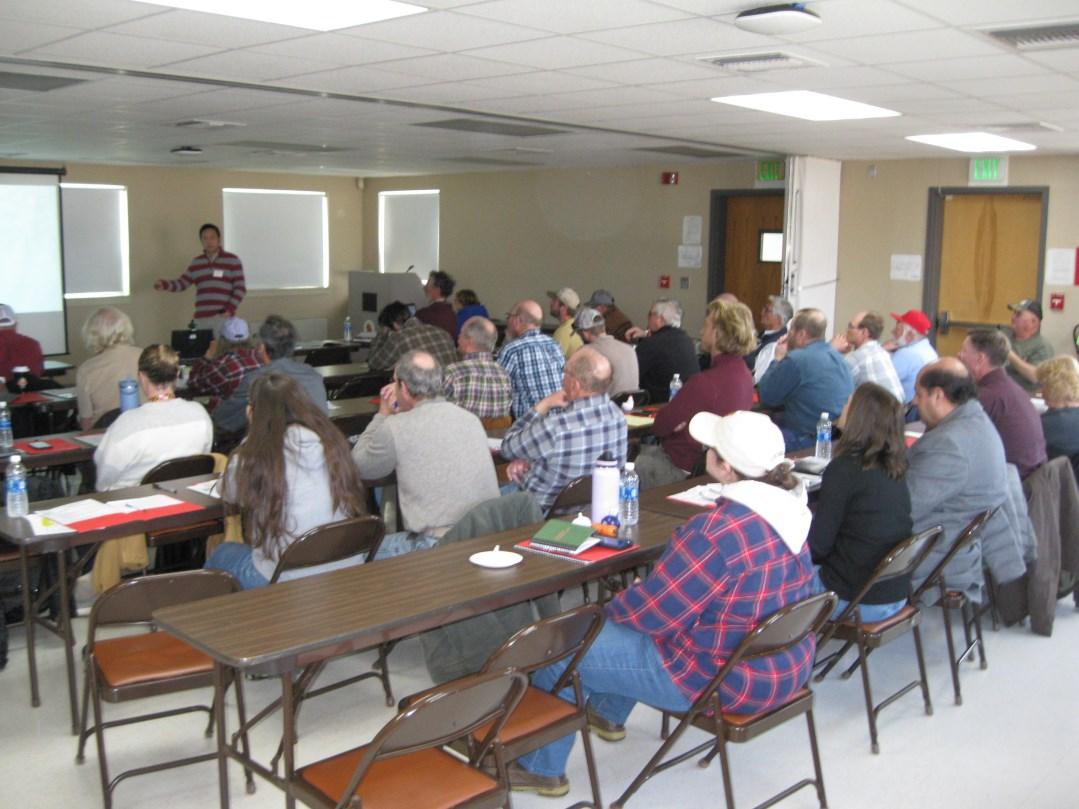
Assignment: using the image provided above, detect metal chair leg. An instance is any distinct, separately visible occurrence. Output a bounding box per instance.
[806,709,828,809]
[854,634,880,754]
[911,624,934,716]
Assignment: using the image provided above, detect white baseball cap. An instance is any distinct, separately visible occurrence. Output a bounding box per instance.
[688,410,787,479]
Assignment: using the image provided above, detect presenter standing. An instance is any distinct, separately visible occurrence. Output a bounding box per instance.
[155,223,245,335]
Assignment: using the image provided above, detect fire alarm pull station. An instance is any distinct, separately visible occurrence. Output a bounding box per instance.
[659,275,671,289]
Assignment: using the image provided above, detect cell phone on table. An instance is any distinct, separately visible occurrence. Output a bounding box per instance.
[28,440,52,450]
[599,535,633,550]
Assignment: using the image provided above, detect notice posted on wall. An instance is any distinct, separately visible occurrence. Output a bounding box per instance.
[1045,247,1079,286]
[682,215,702,246]
[678,245,702,268]
[889,254,922,282]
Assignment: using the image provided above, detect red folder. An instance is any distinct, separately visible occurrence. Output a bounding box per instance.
[515,538,638,565]
[66,501,205,532]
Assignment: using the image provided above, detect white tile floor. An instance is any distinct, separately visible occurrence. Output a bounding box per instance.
[2,595,1077,809]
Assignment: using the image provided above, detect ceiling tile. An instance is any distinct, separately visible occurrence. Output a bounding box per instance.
[896,0,1079,25]
[373,52,530,81]
[249,33,435,65]
[807,28,1004,64]
[581,18,775,57]
[336,10,548,51]
[104,8,308,48]
[466,36,649,70]
[458,0,689,34]
[887,53,1047,82]
[564,57,723,85]
[0,20,84,53]
[22,31,221,69]
[0,0,161,28]
[161,50,337,82]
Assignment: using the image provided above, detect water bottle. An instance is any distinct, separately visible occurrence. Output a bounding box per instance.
[0,401,12,451]
[591,454,621,527]
[815,412,832,461]
[668,373,683,400]
[619,462,640,527]
[119,378,139,412]
[343,315,353,342]
[6,454,28,517]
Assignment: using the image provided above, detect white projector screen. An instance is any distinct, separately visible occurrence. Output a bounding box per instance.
[0,171,67,355]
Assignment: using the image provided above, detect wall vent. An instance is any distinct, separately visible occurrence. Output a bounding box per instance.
[987,22,1079,51]
[697,51,825,72]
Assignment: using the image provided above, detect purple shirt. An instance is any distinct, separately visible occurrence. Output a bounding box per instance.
[977,367,1047,478]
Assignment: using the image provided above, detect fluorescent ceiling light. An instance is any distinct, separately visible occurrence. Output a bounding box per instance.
[711,91,899,121]
[905,132,1037,153]
[132,0,426,31]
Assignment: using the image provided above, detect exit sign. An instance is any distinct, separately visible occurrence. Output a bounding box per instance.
[756,160,785,185]
[969,156,1008,186]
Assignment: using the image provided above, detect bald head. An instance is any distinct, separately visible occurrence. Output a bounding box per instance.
[565,347,612,398]
[508,299,543,339]
[458,315,497,354]
[914,357,976,428]
[396,350,443,400]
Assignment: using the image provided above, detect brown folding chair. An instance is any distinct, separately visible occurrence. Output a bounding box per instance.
[612,389,649,408]
[141,454,220,571]
[545,475,592,519]
[911,508,999,706]
[288,670,528,809]
[813,525,944,753]
[402,603,607,808]
[611,591,837,809]
[75,569,253,809]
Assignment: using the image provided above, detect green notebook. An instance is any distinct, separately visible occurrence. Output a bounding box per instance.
[530,519,595,552]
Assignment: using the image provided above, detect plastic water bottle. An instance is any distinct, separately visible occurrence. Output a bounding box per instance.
[0,401,12,451]
[343,315,353,342]
[619,462,640,527]
[119,378,139,412]
[815,412,832,461]
[668,373,683,400]
[6,454,28,517]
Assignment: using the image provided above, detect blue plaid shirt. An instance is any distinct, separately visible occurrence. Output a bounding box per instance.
[500,393,627,512]
[497,329,565,418]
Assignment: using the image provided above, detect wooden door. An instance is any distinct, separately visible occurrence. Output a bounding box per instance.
[930,191,1046,356]
[713,192,784,320]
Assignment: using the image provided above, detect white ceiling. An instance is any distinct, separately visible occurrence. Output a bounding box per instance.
[2,0,1079,176]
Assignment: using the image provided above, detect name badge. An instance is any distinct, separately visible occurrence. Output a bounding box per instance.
[212,269,224,278]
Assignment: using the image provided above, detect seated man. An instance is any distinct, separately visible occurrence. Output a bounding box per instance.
[0,304,44,388]
[497,299,565,419]
[509,411,815,796]
[186,315,262,410]
[500,348,627,513]
[1004,299,1053,392]
[352,350,499,558]
[213,314,327,434]
[416,270,458,339]
[625,298,699,403]
[368,300,458,371]
[747,294,791,381]
[572,307,639,396]
[758,308,854,450]
[585,289,634,343]
[443,316,512,421]
[831,310,904,401]
[908,358,1030,599]
[548,287,583,359]
[886,309,938,403]
[958,328,1047,479]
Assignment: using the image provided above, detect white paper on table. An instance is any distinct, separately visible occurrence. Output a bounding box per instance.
[36,499,125,524]
[667,483,724,507]
[23,514,75,535]
[678,245,702,268]
[75,433,104,447]
[187,479,222,498]
[1045,248,1077,286]
[110,495,184,512]
[487,437,504,452]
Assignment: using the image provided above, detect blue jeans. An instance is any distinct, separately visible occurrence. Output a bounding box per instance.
[780,426,814,452]
[204,542,270,590]
[810,567,905,622]
[516,621,691,778]
[373,531,438,560]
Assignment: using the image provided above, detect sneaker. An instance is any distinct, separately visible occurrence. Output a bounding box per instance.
[587,706,626,742]
[507,763,570,797]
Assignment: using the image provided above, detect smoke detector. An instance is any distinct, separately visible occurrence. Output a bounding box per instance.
[734,3,822,36]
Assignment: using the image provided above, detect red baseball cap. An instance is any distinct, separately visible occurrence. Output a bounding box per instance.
[891,309,931,336]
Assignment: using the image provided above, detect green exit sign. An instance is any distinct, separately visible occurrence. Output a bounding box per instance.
[756,160,785,183]
[969,156,1008,185]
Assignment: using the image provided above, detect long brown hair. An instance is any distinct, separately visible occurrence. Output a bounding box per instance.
[835,383,907,480]
[222,373,366,555]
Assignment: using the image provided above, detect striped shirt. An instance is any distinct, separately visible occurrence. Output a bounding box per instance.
[497,329,565,418]
[164,250,246,319]
[607,498,815,712]
[500,393,627,512]
[444,353,512,419]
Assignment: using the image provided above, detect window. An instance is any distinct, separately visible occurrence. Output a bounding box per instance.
[759,230,783,263]
[379,190,439,276]
[222,188,328,289]
[61,183,130,299]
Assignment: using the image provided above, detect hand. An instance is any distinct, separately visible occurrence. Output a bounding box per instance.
[378,382,399,415]
[773,335,789,361]
[153,279,168,291]
[830,333,850,353]
[204,339,218,359]
[624,326,648,342]
[535,390,568,416]
[506,459,531,483]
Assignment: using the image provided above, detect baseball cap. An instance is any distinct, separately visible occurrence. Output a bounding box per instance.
[688,411,787,479]
[573,307,605,331]
[546,287,581,311]
[0,304,16,327]
[220,316,250,342]
[890,309,931,336]
[586,289,615,307]
[1008,299,1043,320]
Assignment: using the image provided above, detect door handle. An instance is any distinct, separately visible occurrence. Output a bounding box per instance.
[937,311,950,334]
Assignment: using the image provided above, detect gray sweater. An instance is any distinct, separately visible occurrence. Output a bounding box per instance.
[351,397,499,537]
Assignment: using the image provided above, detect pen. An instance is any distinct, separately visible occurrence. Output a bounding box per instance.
[152,482,177,494]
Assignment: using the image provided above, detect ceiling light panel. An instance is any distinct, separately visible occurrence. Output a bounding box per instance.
[905,132,1037,153]
[712,90,900,121]
[130,0,426,32]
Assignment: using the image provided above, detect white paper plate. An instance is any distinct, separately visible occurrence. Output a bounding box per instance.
[469,550,523,569]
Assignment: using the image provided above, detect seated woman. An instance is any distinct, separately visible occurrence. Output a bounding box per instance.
[205,372,367,589]
[186,315,261,408]
[808,382,913,621]
[1037,355,1079,480]
[76,306,142,430]
[635,296,756,488]
[511,410,815,796]
[453,288,489,334]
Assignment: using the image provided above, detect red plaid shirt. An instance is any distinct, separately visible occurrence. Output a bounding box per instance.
[187,347,262,406]
[607,497,815,713]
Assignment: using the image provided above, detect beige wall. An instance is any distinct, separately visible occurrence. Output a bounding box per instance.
[362,161,761,338]
[1,161,363,366]
[837,154,1079,356]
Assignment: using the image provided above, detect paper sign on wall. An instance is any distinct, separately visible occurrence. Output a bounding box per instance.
[889,254,922,282]
[1045,247,1079,286]
[682,215,702,246]
[678,245,702,268]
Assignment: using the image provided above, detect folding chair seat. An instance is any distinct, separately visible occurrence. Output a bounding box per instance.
[611,591,837,809]
[911,508,998,706]
[813,525,943,753]
[75,569,253,809]
[288,670,527,809]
